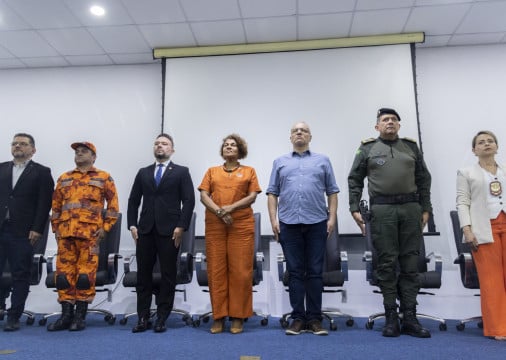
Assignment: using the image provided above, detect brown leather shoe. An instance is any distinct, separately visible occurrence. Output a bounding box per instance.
[285,319,305,335]
[230,318,244,334]
[210,318,224,334]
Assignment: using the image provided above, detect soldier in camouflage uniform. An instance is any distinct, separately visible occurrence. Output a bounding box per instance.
[47,142,119,332]
[348,108,432,338]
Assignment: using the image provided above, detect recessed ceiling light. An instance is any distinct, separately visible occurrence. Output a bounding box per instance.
[90,5,106,16]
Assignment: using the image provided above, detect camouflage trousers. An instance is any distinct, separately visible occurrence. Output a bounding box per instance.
[55,237,99,303]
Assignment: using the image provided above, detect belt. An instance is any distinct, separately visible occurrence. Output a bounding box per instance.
[370,193,420,205]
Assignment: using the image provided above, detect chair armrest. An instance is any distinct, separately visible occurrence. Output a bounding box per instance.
[254,251,264,283]
[177,252,194,284]
[46,254,57,274]
[277,253,285,282]
[107,253,122,284]
[123,254,135,274]
[195,252,206,271]
[30,253,46,284]
[363,250,373,281]
[340,251,349,281]
[195,252,209,286]
[426,251,443,274]
[460,252,479,288]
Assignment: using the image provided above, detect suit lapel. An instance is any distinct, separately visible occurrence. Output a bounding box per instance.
[160,161,174,184]
[13,161,34,190]
[146,163,157,188]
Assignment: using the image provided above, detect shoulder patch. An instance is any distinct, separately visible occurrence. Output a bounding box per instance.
[402,137,417,143]
[361,138,376,144]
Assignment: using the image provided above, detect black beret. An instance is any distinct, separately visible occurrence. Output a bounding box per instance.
[377,108,401,121]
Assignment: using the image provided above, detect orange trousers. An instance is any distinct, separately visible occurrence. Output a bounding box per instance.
[55,237,99,303]
[473,211,506,337]
[205,216,254,320]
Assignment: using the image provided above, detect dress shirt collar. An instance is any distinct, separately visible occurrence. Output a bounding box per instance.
[156,160,171,167]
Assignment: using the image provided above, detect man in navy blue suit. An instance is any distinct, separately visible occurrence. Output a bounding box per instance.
[127,133,195,333]
[0,133,54,331]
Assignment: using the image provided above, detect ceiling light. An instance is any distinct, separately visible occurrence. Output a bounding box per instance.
[90,5,105,16]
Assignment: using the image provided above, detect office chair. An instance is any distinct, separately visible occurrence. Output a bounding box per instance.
[277,217,354,331]
[39,213,122,326]
[449,210,483,331]
[120,212,196,327]
[193,212,268,327]
[0,219,49,325]
[361,200,447,331]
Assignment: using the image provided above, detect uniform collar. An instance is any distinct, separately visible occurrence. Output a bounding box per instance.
[378,136,399,145]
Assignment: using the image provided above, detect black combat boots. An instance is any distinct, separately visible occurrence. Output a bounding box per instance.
[69,301,88,331]
[47,301,74,331]
[382,304,400,337]
[401,307,431,338]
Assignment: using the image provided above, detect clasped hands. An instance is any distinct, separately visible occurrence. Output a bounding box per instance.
[216,206,233,225]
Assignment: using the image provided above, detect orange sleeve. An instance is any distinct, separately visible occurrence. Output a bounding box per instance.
[102,174,120,232]
[198,167,212,193]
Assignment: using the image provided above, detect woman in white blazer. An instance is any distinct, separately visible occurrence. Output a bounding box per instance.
[456,130,506,341]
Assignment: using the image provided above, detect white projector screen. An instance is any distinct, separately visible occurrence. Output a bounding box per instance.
[163,44,419,235]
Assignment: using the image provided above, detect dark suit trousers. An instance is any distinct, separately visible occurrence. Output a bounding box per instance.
[135,228,178,320]
[0,221,33,318]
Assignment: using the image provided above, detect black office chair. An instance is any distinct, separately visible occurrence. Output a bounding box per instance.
[120,212,196,327]
[194,212,268,327]
[0,219,49,325]
[39,213,122,326]
[361,200,447,331]
[277,217,354,331]
[450,210,483,331]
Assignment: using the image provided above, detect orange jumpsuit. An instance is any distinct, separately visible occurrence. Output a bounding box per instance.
[51,167,119,303]
[198,165,261,320]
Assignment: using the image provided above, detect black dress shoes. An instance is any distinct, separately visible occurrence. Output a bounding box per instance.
[132,317,152,333]
[154,317,167,333]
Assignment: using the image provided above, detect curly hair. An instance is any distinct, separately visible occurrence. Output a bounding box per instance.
[220,133,248,160]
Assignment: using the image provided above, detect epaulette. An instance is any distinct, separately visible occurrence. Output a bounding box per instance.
[361,138,376,144]
[402,137,417,143]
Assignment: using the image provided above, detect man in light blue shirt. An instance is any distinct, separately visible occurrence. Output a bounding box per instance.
[267,122,339,336]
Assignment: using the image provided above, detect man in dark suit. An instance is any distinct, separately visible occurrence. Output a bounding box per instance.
[128,133,195,333]
[0,133,54,331]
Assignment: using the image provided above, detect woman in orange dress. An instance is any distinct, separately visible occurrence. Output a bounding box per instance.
[198,134,261,334]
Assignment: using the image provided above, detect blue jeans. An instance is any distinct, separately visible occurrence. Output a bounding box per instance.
[279,220,327,323]
[0,222,33,319]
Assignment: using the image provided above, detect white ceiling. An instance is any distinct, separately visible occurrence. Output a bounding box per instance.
[0,0,505,70]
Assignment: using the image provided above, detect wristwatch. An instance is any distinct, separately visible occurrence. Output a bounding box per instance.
[216,209,225,217]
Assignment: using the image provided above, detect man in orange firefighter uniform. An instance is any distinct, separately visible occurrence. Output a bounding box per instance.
[47,142,119,331]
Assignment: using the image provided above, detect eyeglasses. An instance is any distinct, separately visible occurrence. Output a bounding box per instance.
[11,142,31,147]
[291,128,310,134]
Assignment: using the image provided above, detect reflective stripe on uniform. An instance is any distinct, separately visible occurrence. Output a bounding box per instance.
[61,202,103,213]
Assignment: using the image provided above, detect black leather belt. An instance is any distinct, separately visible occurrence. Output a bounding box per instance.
[370,193,420,205]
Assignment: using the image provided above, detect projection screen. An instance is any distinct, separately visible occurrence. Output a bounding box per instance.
[163,44,419,235]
